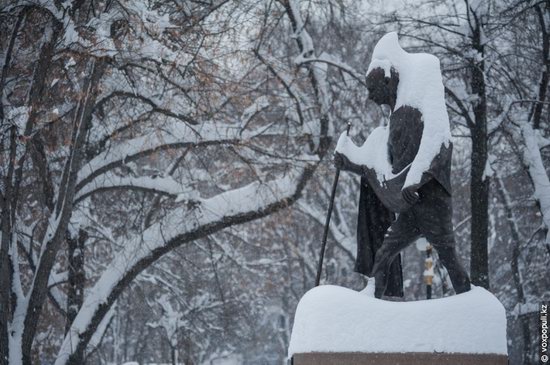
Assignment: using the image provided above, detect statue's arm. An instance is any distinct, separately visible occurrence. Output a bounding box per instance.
[333,151,366,176]
[393,106,434,204]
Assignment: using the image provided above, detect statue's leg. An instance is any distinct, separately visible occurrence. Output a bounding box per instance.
[415,181,471,294]
[370,212,419,298]
[432,243,471,294]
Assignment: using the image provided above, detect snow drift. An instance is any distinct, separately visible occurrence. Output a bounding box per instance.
[288,285,507,356]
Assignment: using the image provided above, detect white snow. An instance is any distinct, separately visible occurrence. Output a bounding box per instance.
[335,126,398,183]
[65,57,76,69]
[147,294,185,348]
[78,119,315,189]
[56,169,311,365]
[468,0,489,18]
[519,120,550,243]
[241,96,269,126]
[6,106,29,132]
[288,285,507,356]
[367,58,392,78]
[343,32,451,188]
[289,0,314,61]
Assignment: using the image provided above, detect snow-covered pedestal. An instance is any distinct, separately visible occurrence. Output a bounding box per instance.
[288,285,508,365]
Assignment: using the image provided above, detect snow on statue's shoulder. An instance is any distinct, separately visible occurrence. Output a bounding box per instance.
[288,285,507,356]
[355,32,452,188]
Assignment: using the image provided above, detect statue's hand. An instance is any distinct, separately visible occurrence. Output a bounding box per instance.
[334,151,365,175]
[402,185,420,205]
[333,151,351,171]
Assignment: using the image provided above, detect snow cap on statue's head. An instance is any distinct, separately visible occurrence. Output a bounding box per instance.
[364,31,452,191]
[367,32,406,78]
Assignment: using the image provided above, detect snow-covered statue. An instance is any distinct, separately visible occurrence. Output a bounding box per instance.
[334,32,471,299]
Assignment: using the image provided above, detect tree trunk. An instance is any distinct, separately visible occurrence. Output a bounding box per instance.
[469,21,490,289]
[495,178,530,363]
[172,345,177,365]
[532,5,550,129]
[22,58,106,365]
[0,8,30,364]
[0,134,15,365]
[66,229,87,333]
[470,129,489,288]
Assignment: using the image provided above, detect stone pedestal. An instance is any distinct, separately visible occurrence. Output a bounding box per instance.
[291,352,508,365]
[288,285,508,364]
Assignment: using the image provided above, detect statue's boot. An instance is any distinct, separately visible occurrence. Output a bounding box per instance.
[370,234,411,299]
[373,266,392,299]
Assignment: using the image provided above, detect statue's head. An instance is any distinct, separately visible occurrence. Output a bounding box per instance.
[365,66,399,107]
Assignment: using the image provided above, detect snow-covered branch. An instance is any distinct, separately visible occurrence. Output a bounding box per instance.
[518,120,550,243]
[76,121,315,195]
[56,166,319,364]
[294,52,367,88]
[488,100,550,135]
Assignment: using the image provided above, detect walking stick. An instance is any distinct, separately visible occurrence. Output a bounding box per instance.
[315,123,351,287]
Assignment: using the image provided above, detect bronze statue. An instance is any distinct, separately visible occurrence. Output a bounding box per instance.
[334,33,471,299]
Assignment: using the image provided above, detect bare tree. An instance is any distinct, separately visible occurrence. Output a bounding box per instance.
[0,0,337,363]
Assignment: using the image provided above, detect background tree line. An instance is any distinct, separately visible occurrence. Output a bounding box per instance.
[0,0,548,364]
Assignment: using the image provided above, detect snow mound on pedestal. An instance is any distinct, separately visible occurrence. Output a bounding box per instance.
[288,285,507,356]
